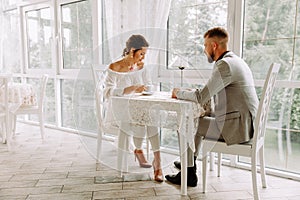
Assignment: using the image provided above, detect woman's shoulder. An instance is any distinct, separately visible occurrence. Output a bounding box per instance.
[108,62,122,72]
[108,62,145,74]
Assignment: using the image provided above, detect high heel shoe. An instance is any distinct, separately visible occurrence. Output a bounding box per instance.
[152,160,164,182]
[134,149,152,168]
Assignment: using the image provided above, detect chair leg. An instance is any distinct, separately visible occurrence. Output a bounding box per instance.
[251,154,259,200]
[259,147,267,188]
[217,152,222,177]
[1,121,6,144]
[38,111,45,139]
[96,130,103,163]
[202,150,208,193]
[12,114,17,138]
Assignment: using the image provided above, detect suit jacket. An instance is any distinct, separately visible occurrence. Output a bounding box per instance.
[177,51,259,145]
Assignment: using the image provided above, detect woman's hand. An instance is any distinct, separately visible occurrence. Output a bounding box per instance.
[172,88,180,98]
[137,61,144,69]
[123,85,146,94]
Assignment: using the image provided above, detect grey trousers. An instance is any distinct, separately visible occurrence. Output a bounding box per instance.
[187,116,223,167]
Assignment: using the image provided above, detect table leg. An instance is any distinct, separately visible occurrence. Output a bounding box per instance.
[179,133,187,196]
[210,152,215,171]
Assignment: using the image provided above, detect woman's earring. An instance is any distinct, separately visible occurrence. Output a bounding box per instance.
[130,50,134,58]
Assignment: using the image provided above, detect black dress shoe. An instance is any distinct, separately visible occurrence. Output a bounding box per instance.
[174,161,181,170]
[173,156,197,171]
[165,168,198,187]
[165,172,181,185]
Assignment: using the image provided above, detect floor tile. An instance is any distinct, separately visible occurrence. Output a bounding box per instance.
[0,123,299,200]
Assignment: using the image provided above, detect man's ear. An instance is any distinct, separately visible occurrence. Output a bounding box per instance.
[212,41,218,49]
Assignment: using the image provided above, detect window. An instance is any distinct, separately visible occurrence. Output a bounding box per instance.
[162,0,228,149]
[61,78,96,131]
[25,7,52,69]
[17,0,96,132]
[60,0,92,70]
[168,0,228,70]
[242,0,300,175]
[58,0,95,131]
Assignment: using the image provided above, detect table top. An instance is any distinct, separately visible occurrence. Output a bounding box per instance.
[111,91,203,117]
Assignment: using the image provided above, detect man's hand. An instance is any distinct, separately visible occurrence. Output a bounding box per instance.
[172,88,180,98]
[135,85,145,93]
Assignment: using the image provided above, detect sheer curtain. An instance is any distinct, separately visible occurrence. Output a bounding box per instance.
[104,0,172,71]
[0,7,3,71]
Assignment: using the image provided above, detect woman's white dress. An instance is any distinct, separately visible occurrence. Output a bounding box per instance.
[102,67,159,150]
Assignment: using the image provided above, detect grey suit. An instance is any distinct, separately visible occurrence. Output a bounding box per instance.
[176,51,259,166]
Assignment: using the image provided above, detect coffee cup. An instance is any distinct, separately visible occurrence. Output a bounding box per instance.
[145,85,153,92]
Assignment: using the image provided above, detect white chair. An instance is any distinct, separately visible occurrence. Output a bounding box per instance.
[0,74,11,143]
[201,63,280,200]
[11,74,49,140]
[93,68,150,173]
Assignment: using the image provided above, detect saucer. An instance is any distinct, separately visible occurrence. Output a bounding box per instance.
[142,91,153,95]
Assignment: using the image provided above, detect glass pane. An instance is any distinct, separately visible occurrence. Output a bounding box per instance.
[25,7,52,69]
[72,79,97,132]
[243,39,293,80]
[240,128,300,175]
[244,0,296,41]
[2,0,21,8]
[45,78,55,124]
[61,0,92,69]
[168,0,227,70]
[1,9,21,73]
[293,39,300,80]
[61,79,76,128]
[61,79,97,132]
[243,0,300,176]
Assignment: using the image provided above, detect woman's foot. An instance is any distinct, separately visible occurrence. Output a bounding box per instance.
[134,149,152,168]
[152,159,164,182]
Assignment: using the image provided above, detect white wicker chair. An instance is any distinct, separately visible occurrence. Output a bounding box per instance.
[11,74,49,140]
[202,63,280,200]
[0,74,11,143]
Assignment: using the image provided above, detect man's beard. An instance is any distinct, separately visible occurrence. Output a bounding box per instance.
[205,51,215,63]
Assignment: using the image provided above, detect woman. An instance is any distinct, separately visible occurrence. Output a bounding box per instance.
[103,34,163,182]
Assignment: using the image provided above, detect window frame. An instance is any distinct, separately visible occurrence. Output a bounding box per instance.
[20,1,55,76]
[159,0,243,84]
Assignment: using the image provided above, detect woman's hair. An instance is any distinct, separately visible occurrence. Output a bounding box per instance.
[122,34,149,57]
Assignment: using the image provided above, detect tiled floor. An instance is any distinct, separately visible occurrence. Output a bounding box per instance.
[1,123,300,200]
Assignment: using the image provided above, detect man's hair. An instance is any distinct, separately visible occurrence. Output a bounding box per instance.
[204,27,228,39]
[203,27,229,46]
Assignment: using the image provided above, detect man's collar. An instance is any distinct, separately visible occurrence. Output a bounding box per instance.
[216,51,230,62]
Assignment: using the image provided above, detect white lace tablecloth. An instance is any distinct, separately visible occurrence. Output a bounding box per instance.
[0,83,37,112]
[110,91,204,195]
[111,91,204,152]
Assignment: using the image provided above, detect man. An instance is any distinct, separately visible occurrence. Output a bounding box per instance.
[165,27,259,187]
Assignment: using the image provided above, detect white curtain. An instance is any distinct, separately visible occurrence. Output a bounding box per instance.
[104,0,172,69]
[0,7,3,72]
